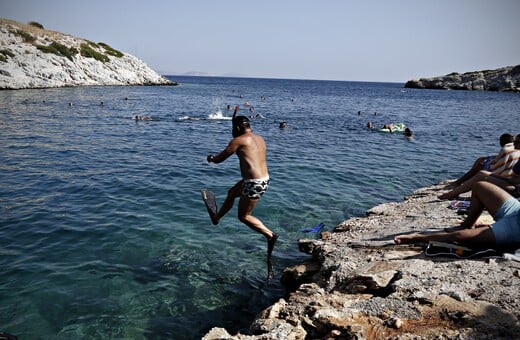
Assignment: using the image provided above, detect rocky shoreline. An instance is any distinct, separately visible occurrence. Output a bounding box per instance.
[404,65,520,92]
[204,180,520,339]
[0,18,176,90]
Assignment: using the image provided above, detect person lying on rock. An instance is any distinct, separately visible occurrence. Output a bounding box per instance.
[395,181,520,249]
[439,134,520,200]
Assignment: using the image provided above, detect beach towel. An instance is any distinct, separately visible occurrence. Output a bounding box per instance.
[503,248,520,262]
[448,199,471,211]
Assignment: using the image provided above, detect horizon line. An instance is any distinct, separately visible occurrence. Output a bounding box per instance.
[162,73,406,84]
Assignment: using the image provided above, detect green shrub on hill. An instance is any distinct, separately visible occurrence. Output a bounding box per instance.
[80,43,110,63]
[36,41,78,61]
[14,29,36,43]
[0,49,15,62]
[85,40,99,48]
[6,23,118,64]
[28,21,44,29]
[98,42,124,58]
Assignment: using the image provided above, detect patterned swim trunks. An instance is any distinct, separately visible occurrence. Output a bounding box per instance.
[242,177,270,199]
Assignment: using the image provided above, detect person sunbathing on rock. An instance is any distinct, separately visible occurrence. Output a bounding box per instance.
[450,133,515,187]
[395,181,520,249]
[439,134,520,200]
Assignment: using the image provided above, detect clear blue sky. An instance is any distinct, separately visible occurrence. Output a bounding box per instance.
[1,0,518,82]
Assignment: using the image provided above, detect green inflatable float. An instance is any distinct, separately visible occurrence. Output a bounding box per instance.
[377,122,406,133]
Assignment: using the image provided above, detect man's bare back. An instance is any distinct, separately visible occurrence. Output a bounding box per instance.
[207,129,269,180]
[235,132,268,180]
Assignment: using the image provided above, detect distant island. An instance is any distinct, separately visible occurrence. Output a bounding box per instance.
[405,65,519,92]
[0,18,177,90]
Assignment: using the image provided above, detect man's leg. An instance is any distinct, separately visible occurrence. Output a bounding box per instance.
[470,181,512,216]
[213,181,242,225]
[398,182,513,245]
[439,170,494,200]
[395,226,496,247]
[237,196,274,239]
[457,180,513,229]
[454,156,485,185]
[458,181,487,229]
[237,195,278,279]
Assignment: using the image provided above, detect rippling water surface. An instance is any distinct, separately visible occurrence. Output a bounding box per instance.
[1,76,519,338]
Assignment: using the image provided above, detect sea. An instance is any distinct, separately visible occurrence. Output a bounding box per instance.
[1,76,519,339]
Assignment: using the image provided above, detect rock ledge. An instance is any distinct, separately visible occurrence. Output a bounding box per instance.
[405,65,520,92]
[204,181,520,339]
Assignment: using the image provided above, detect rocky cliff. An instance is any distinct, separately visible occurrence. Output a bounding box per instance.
[0,19,176,89]
[405,65,520,92]
[204,181,520,339]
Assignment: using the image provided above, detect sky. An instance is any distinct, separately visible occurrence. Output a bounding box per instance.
[1,0,519,82]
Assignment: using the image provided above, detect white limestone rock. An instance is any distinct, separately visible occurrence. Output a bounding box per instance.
[0,19,176,89]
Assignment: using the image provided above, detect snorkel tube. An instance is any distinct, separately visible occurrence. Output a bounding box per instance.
[232,105,250,138]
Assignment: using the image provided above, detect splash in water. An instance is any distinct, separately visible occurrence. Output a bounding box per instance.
[208,110,232,120]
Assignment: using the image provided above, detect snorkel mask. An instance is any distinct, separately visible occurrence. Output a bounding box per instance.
[231,106,250,137]
[232,116,250,137]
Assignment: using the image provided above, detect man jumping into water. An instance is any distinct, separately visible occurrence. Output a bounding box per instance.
[206,105,278,279]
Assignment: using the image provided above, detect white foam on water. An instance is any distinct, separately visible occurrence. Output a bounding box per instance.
[208,110,231,120]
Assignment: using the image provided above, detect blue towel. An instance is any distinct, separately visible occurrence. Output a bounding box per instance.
[301,222,325,233]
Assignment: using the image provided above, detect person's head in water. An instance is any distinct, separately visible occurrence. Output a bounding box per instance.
[232,116,251,137]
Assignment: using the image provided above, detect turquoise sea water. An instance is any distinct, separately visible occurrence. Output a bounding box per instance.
[1,76,520,339]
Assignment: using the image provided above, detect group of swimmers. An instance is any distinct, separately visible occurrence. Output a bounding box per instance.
[359,109,412,138]
[227,97,271,120]
[358,110,378,116]
[227,103,256,113]
[22,96,132,108]
[134,115,154,121]
[366,121,413,140]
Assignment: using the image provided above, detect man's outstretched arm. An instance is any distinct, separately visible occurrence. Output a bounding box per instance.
[207,139,240,163]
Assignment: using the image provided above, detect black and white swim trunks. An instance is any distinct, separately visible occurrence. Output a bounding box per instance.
[242,177,270,199]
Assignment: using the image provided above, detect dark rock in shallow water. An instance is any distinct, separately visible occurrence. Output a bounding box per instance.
[405,65,520,92]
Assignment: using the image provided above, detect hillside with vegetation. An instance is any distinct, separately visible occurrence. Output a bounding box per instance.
[0,18,176,89]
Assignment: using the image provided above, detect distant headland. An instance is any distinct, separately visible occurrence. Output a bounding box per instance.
[405,65,520,92]
[0,18,177,90]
